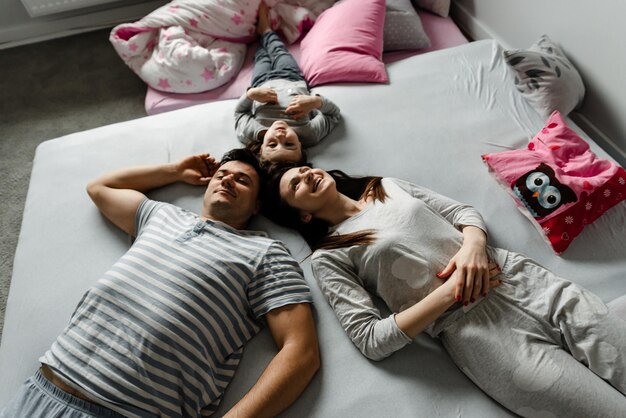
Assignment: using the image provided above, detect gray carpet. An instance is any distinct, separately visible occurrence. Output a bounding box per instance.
[0,28,148,344]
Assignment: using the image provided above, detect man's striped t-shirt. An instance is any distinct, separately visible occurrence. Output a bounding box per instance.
[40,199,313,417]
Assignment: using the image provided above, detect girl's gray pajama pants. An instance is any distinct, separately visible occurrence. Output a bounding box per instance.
[440,251,626,417]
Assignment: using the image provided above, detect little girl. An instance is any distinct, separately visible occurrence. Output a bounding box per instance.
[234,2,341,166]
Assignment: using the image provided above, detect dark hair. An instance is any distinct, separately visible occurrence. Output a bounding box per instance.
[262,162,386,250]
[221,147,263,175]
[244,135,308,169]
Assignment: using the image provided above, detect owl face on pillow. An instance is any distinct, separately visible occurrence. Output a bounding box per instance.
[512,163,577,218]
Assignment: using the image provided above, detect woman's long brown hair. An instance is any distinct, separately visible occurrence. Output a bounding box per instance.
[263,162,387,251]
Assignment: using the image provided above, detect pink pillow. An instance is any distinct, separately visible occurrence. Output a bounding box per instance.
[482,111,626,254]
[300,0,387,87]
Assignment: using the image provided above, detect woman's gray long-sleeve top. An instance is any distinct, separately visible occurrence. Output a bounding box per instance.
[311,178,508,361]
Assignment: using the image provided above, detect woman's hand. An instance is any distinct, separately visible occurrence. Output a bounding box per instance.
[247,87,278,104]
[439,260,502,305]
[285,95,322,120]
[437,226,497,304]
[175,154,219,186]
[395,259,500,339]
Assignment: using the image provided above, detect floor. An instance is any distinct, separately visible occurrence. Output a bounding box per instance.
[0,28,147,342]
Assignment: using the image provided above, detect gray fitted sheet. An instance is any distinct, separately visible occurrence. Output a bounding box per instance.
[2,40,625,416]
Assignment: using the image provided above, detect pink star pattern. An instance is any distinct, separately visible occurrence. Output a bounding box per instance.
[158,78,171,89]
[231,13,243,25]
[128,42,138,52]
[189,18,199,28]
[201,68,215,81]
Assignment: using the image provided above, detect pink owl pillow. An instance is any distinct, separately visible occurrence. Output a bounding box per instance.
[482,111,626,254]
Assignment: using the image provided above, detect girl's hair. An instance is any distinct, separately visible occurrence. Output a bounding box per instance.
[244,136,308,169]
[262,162,387,251]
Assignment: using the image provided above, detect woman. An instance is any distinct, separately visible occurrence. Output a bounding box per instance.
[263,163,626,417]
[234,2,341,166]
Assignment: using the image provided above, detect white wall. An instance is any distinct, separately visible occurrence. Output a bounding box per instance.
[0,0,167,48]
[452,0,626,166]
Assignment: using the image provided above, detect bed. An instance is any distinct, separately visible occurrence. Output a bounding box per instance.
[2,39,626,417]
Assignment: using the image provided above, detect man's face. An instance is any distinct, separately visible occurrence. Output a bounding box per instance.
[203,160,261,228]
[260,120,302,163]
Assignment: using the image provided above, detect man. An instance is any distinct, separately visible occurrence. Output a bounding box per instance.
[1,149,319,418]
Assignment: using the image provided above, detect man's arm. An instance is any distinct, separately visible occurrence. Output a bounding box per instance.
[224,303,319,418]
[87,154,217,236]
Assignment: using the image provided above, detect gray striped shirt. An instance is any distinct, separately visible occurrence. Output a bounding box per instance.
[41,199,312,417]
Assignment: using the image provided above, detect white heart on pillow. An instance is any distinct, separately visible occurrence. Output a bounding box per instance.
[504,34,585,118]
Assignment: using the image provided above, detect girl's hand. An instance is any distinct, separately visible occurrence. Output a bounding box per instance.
[176,154,219,186]
[285,95,322,120]
[247,87,278,104]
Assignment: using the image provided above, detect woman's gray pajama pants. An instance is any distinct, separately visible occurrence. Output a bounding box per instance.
[440,252,626,417]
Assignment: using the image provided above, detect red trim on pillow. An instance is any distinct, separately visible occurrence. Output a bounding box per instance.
[540,167,626,253]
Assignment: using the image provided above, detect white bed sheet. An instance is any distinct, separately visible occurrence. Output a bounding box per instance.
[1,39,625,416]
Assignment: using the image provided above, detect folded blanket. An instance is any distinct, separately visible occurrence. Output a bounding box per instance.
[110,0,334,94]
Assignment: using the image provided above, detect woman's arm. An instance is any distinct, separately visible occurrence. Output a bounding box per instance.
[390,178,487,233]
[312,252,412,361]
[314,250,502,356]
[396,259,501,338]
[437,225,491,305]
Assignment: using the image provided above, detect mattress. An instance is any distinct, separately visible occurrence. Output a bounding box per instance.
[143,10,468,115]
[2,39,625,416]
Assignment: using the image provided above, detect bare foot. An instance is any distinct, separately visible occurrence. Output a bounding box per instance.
[256,1,272,35]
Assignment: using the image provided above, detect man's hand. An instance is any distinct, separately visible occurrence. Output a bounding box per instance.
[176,153,219,186]
[247,87,278,104]
[285,95,322,120]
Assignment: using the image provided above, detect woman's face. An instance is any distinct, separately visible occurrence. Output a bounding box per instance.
[279,166,335,214]
[261,120,302,163]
